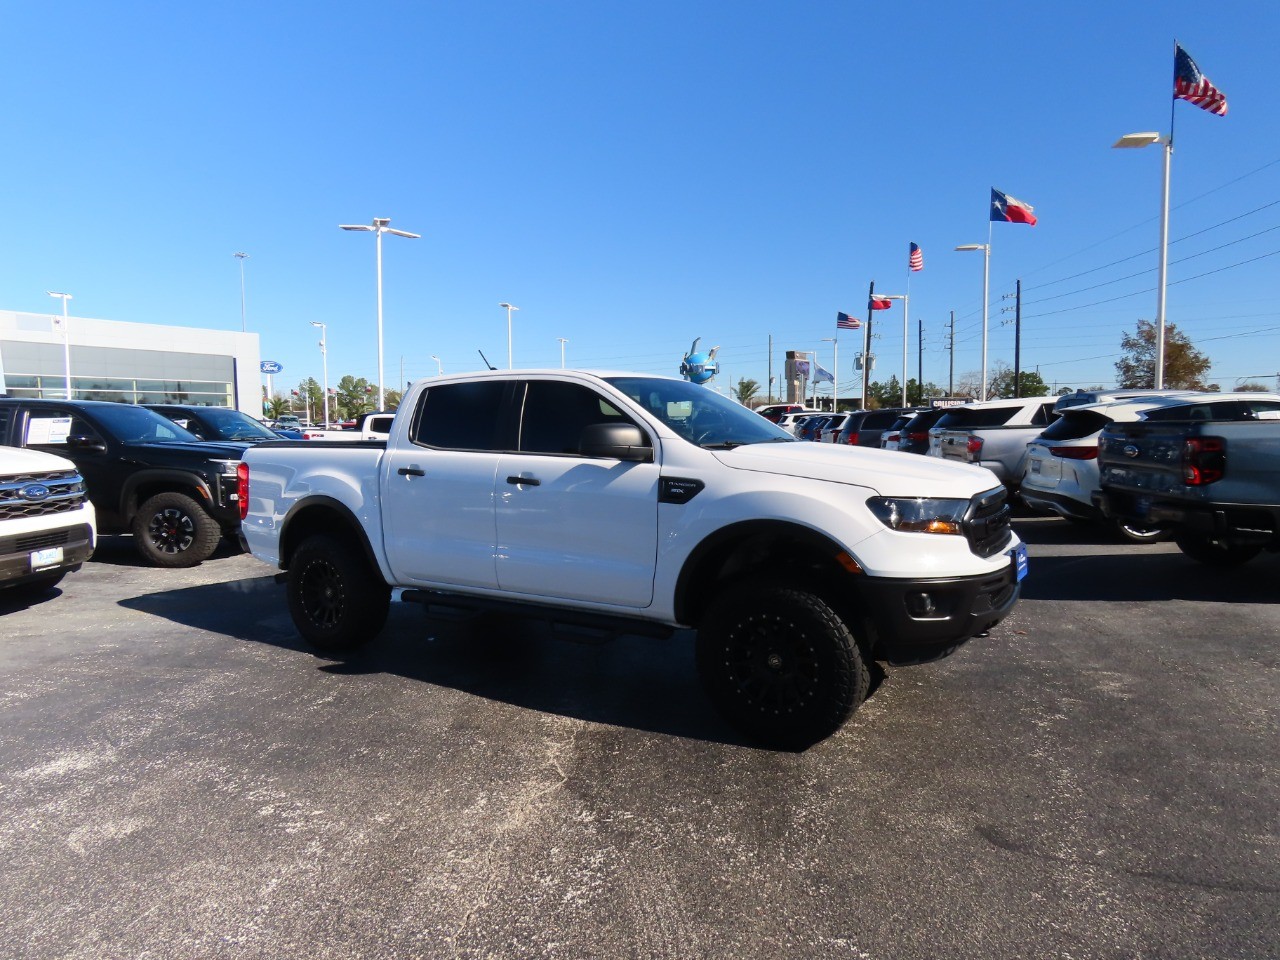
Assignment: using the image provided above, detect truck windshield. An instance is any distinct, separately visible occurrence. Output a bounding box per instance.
[188,408,279,441]
[89,404,201,443]
[605,377,794,448]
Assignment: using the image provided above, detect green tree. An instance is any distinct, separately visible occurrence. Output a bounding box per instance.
[1115,319,1211,389]
[1236,381,1270,392]
[987,362,1049,399]
[734,378,760,405]
[266,395,289,418]
[334,375,375,420]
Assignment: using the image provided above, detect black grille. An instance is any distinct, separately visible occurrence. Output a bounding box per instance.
[963,486,1013,558]
[0,523,92,558]
[0,470,88,520]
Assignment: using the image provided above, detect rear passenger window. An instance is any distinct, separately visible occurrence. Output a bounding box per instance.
[411,381,508,450]
[935,407,1018,429]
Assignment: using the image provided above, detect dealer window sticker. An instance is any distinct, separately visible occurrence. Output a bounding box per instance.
[26,417,73,445]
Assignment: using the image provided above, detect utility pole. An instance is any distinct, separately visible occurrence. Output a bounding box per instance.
[917,319,924,403]
[767,334,773,402]
[1013,279,1023,398]
[948,310,955,398]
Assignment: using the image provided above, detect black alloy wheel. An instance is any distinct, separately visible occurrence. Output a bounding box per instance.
[287,533,390,652]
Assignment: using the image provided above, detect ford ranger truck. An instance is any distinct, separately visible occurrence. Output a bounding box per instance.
[0,446,97,599]
[239,371,1026,749]
[1097,392,1280,566]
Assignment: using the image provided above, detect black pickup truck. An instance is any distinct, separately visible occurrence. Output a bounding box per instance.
[1097,393,1280,566]
[0,399,248,567]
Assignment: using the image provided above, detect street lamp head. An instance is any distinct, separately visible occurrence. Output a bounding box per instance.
[373,217,391,228]
[339,224,375,232]
[46,291,72,299]
[1113,131,1165,149]
[234,251,249,260]
[499,302,519,311]
[309,320,325,329]
[954,244,988,252]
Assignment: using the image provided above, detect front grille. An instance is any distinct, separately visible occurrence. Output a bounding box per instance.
[963,486,1013,558]
[0,470,88,520]
[0,523,92,558]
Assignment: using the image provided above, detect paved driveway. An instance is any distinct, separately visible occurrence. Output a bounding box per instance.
[1,523,1276,959]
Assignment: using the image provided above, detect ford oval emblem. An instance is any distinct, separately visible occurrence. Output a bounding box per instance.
[21,483,51,501]
[1123,444,1140,458]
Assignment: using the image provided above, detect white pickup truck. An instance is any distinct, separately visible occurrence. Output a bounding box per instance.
[300,411,394,442]
[239,370,1025,748]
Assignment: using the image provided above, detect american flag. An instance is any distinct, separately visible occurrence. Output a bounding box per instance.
[836,311,861,330]
[1174,44,1227,116]
[909,242,923,272]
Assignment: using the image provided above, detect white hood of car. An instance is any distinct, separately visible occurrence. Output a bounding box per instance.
[0,445,77,473]
[712,441,1001,498]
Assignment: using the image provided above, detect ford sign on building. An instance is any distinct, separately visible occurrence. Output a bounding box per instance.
[260,361,283,374]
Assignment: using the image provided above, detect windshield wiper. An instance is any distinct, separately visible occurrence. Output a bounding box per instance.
[700,441,744,450]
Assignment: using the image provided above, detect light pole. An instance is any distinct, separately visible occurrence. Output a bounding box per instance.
[310,321,329,426]
[558,337,568,369]
[955,244,991,400]
[1113,131,1172,388]
[821,337,837,410]
[431,355,443,376]
[340,217,421,410]
[499,302,520,369]
[234,252,249,332]
[46,291,73,399]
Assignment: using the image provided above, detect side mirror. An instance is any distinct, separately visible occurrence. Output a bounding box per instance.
[579,423,654,463]
[65,435,107,453]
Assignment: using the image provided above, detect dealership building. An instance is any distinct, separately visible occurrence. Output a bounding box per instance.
[0,309,263,413]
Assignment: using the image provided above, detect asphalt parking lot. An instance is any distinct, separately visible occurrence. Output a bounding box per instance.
[1,520,1277,960]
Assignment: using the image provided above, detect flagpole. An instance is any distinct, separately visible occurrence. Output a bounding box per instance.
[982,220,992,401]
[1155,40,1179,390]
[863,281,875,409]
[902,256,911,407]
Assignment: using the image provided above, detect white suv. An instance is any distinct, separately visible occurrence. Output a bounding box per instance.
[928,396,1060,488]
[0,447,97,599]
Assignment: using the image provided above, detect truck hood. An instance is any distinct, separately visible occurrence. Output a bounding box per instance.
[122,440,250,459]
[0,446,78,473]
[712,441,1000,497]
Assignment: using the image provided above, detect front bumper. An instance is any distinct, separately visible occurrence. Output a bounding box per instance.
[854,559,1022,664]
[0,522,95,588]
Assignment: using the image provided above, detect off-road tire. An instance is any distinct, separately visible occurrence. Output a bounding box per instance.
[287,533,390,652]
[132,492,222,568]
[1173,533,1263,567]
[695,579,869,750]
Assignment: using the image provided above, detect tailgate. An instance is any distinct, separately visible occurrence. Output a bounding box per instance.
[1098,422,1190,496]
[935,429,977,464]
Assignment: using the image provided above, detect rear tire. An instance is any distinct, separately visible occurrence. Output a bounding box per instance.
[1173,534,1263,567]
[695,579,869,750]
[132,492,222,568]
[287,533,390,652]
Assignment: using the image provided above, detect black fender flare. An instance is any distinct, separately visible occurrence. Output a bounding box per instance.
[120,469,215,521]
[277,495,384,576]
[672,519,858,626]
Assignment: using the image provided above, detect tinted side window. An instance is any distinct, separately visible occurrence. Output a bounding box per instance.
[1144,402,1241,423]
[1040,410,1110,441]
[411,382,508,450]
[935,407,1018,429]
[518,380,639,455]
[864,410,899,428]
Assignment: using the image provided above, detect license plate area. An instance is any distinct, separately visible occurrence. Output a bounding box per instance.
[30,546,64,570]
[1009,542,1028,582]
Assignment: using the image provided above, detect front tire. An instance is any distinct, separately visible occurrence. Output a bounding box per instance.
[132,492,222,568]
[287,534,390,652]
[695,580,869,750]
[1173,533,1263,567]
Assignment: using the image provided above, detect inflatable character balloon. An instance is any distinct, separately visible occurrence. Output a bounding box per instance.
[679,338,720,385]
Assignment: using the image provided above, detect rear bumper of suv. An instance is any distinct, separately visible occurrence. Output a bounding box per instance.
[1099,491,1280,546]
[854,561,1022,664]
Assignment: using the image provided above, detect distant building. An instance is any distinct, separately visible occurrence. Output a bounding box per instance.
[0,309,261,413]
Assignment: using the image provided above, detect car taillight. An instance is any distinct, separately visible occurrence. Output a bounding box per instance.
[843,432,859,445]
[1183,436,1225,485]
[1050,446,1098,460]
[907,431,927,443]
[966,435,983,455]
[236,462,249,520]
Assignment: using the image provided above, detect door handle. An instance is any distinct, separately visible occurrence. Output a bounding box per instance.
[398,466,425,477]
[506,475,540,486]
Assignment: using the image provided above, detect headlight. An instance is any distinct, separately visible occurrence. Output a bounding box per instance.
[866,497,967,535]
[210,458,241,479]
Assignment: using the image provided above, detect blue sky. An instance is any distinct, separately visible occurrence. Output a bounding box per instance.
[5,3,1278,400]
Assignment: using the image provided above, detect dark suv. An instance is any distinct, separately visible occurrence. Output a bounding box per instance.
[895,408,949,455]
[145,404,297,442]
[835,407,917,448]
[0,399,248,567]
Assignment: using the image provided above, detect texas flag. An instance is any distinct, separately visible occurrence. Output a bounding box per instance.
[991,188,1037,225]
[869,296,893,310]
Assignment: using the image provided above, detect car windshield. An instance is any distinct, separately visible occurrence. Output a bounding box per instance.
[90,404,201,443]
[189,407,279,440]
[605,376,794,448]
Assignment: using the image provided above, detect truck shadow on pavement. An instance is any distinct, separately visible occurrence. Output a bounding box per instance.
[119,574,874,748]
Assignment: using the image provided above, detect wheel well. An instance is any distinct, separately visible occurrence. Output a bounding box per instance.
[673,521,860,627]
[278,501,374,571]
[129,481,208,519]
